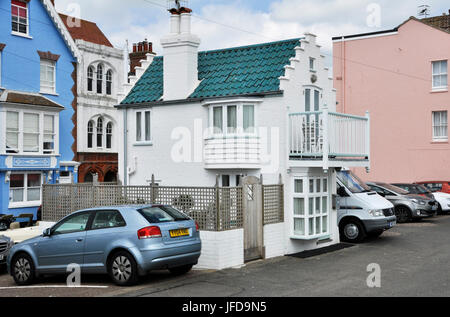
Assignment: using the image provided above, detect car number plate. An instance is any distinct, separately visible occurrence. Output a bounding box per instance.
[170,228,189,238]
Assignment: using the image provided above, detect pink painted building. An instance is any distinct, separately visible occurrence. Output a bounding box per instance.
[333,14,450,183]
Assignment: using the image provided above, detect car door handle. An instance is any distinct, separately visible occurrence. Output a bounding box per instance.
[76,238,84,242]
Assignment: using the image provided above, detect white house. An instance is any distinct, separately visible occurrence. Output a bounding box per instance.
[59,13,126,183]
[116,4,370,268]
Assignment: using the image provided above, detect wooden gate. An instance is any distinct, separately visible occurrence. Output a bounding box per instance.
[242,176,264,262]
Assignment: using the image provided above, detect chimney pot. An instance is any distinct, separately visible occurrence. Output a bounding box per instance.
[129,39,154,75]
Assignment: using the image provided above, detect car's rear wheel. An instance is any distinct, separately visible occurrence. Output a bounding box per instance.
[108,251,138,286]
[12,253,35,286]
[395,206,412,223]
[169,264,193,276]
[340,220,366,243]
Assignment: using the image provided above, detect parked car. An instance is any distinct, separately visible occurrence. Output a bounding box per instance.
[336,171,396,243]
[366,182,438,223]
[0,235,14,267]
[393,183,450,214]
[7,205,202,286]
[416,181,450,194]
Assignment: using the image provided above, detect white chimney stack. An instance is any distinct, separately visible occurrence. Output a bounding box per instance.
[161,5,201,101]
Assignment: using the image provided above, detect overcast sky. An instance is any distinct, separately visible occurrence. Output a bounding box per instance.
[55,0,449,61]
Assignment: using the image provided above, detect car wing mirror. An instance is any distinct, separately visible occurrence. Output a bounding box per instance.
[337,187,349,197]
[43,228,52,237]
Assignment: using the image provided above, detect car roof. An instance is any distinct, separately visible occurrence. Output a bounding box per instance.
[73,204,170,213]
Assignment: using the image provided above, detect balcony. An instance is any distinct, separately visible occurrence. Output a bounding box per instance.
[289,109,370,170]
[204,135,260,169]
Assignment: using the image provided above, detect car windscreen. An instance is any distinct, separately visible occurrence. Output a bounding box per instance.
[137,206,190,224]
[379,183,409,195]
[337,171,371,194]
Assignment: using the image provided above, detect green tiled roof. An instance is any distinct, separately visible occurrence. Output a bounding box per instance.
[121,38,301,105]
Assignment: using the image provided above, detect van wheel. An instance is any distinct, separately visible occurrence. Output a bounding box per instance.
[108,251,138,286]
[340,220,366,243]
[12,253,35,286]
[395,206,412,223]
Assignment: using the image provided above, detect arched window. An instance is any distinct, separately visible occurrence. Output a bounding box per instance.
[97,64,103,94]
[87,66,94,92]
[106,122,113,149]
[106,70,112,95]
[96,117,103,148]
[87,121,94,148]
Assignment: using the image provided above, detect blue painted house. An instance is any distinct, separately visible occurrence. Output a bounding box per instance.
[0,0,80,221]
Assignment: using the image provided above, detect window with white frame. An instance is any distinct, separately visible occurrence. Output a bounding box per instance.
[43,115,55,154]
[106,122,112,149]
[97,64,103,94]
[96,117,103,148]
[87,120,94,148]
[87,66,94,92]
[40,59,56,94]
[4,110,57,154]
[10,173,42,206]
[11,0,28,35]
[432,60,448,90]
[293,176,330,239]
[211,104,255,135]
[106,70,112,95]
[136,111,151,142]
[309,57,315,71]
[432,111,448,141]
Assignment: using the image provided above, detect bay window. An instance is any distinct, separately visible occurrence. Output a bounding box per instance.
[3,110,57,155]
[10,173,42,206]
[293,176,330,239]
[210,104,256,135]
[11,0,28,35]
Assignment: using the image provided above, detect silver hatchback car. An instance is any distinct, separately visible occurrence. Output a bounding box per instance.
[7,205,202,286]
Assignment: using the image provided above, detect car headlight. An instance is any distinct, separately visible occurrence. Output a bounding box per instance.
[411,199,426,205]
[369,210,384,217]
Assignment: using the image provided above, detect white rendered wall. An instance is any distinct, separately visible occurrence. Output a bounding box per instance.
[195,229,244,270]
[264,223,286,259]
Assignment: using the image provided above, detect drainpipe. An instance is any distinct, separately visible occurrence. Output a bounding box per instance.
[123,108,128,186]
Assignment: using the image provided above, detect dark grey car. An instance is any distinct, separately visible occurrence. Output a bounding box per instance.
[367,182,438,223]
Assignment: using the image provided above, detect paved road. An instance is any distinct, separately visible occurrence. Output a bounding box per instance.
[1,215,450,297]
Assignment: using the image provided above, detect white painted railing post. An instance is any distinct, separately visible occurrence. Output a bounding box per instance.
[322,105,329,172]
[365,110,371,173]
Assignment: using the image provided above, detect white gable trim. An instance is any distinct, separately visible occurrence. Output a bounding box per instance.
[40,0,81,62]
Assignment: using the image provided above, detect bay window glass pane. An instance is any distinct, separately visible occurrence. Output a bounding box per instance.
[322,216,328,233]
[315,197,321,214]
[23,113,39,152]
[323,179,328,192]
[309,218,314,236]
[316,179,321,193]
[316,216,321,234]
[27,173,42,202]
[294,179,303,193]
[305,89,311,112]
[44,115,54,153]
[314,90,320,111]
[309,198,314,215]
[227,106,237,133]
[10,174,24,188]
[294,198,304,216]
[213,107,223,134]
[6,112,19,150]
[322,197,328,213]
[309,179,314,193]
[243,105,255,133]
[136,112,142,141]
[145,111,151,141]
[294,218,305,236]
[27,188,40,201]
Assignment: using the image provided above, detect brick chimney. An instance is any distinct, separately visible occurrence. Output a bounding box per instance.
[160,2,200,101]
[129,39,154,76]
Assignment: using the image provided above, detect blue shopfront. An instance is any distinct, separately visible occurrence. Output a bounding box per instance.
[0,0,80,220]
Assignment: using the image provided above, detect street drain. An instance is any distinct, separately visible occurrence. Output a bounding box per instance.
[287,243,355,259]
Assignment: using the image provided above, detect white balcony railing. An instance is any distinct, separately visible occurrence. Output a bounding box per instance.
[289,108,370,168]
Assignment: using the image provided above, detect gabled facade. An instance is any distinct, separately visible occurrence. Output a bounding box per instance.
[59,13,126,183]
[333,14,449,183]
[0,0,79,219]
[118,5,370,260]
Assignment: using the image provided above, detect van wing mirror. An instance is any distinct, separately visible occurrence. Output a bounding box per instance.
[337,187,349,197]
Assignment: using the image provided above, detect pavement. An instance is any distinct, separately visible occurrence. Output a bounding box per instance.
[1,215,450,297]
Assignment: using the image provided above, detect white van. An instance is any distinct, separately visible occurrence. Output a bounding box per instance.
[336,170,397,242]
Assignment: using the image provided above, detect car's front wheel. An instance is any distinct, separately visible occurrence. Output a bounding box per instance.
[340,220,366,243]
[12,253,35,286]
[108,251,138,286]
[395,206,412,223]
